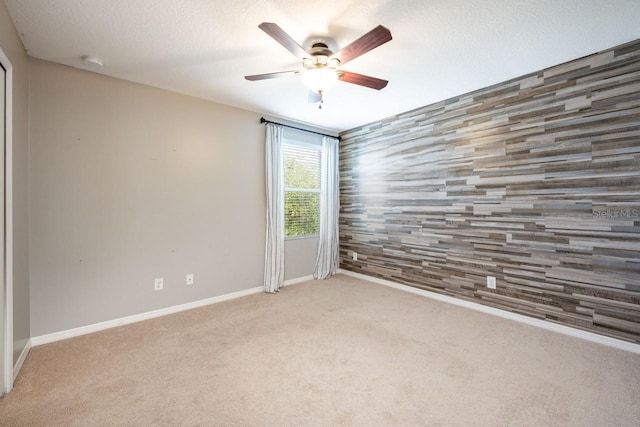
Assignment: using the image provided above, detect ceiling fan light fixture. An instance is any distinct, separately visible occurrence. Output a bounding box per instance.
[301,66,339,93]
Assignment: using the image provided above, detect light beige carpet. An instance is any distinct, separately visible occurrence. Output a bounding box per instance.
[1,274,639,426]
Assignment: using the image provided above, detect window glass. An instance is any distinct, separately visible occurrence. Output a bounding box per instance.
[283,143,321,238]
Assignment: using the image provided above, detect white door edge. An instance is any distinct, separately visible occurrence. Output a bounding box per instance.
[0,45,14,395]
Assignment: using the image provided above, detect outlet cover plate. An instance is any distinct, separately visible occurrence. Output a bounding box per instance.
[154,277,164,291]
[186,274,194,285]
[487,276,496,289]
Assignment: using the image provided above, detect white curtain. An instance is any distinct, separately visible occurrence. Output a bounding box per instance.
[314,136,340,280]
[264,123,285,293]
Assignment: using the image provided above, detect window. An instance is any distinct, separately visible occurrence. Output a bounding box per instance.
[283,141,321,238]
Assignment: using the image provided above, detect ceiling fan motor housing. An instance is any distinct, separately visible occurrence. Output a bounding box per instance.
[303,42,339,69]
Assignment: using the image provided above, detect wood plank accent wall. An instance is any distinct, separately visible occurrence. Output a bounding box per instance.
[339,39,640,344]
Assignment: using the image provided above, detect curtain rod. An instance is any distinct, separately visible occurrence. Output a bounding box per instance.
[260,117,341,141]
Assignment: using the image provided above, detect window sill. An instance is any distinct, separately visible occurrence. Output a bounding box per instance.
[285,235,319,241]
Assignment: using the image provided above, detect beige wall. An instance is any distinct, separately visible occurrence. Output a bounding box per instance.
[28,58,320,336]
[285,237,318,280]
[2,15,322,340]
[0,1,30,365]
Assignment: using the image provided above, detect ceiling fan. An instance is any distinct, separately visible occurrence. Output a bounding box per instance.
[245,22,392,108]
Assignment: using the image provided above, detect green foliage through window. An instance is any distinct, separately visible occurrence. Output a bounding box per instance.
[284,144,320,238]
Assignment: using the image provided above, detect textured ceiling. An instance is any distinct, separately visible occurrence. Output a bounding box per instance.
[4,0,640,132]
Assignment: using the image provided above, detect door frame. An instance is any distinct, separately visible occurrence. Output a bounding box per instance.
[0,45,14,395]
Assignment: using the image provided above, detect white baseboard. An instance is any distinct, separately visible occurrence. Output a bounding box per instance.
[30,275,317,347]
[13,339,31,382]
[31,285,264,346]
[338,269,640,354]
[283,275,315,286]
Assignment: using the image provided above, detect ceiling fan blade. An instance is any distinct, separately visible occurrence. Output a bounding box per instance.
[258,22,309,59]
[245,70,298,81]
[308,91,322,103]
[332,25,392,65]
[339,71,388,90]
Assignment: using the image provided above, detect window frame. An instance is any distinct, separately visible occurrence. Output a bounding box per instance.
[282,133,322,240]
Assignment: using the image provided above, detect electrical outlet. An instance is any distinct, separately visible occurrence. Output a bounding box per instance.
[353,252,358,261]
[186,273,194,285]
[487,276,496,289]
[154,277,164,291]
